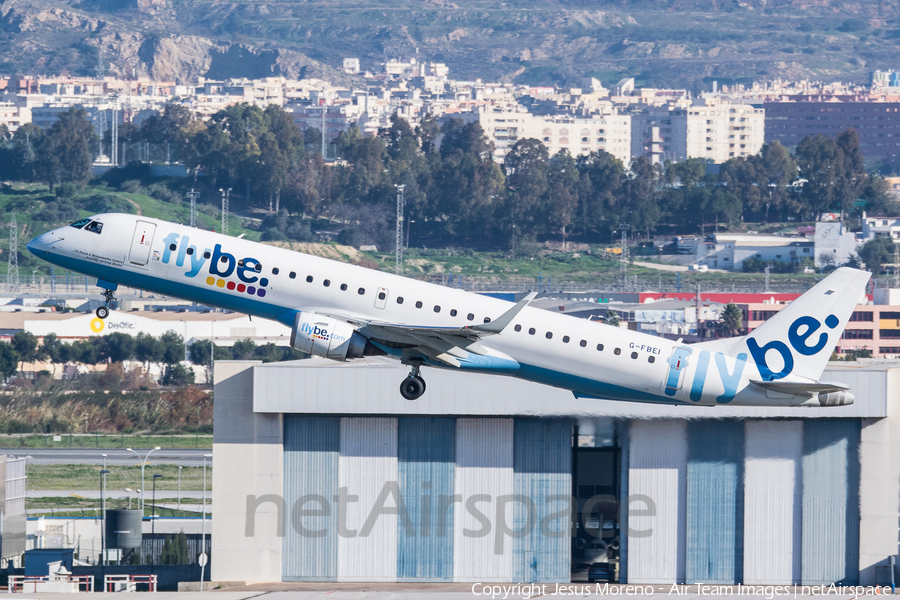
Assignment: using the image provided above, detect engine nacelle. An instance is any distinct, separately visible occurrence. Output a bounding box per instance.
[291,312,368,361]
[817,390,855,407]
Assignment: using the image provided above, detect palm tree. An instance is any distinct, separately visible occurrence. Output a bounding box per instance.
[720,303,745,337]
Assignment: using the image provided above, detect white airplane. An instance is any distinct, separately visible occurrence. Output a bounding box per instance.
[27,213,870,406]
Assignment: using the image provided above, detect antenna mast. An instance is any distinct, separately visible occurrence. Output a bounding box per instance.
[7,215,19,292]
[187,188,199,228]
[395,184,406,275]
[220,188,231,235]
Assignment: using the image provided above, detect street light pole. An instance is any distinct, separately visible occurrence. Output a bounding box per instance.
[125,446,162,511]
[200,453,212,591]
[151,474,162,567]
[100,469,109,576]
[177,466,182,513]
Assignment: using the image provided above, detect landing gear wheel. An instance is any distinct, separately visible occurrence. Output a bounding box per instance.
[95,306,110,319]
[400,376,426,400]
[97,287,117,320]
[415,376,426,394]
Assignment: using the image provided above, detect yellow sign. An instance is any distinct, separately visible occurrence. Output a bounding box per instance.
[90,318,105,333]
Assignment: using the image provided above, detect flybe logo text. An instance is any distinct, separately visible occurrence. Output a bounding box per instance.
[161,234,263,284]
[748,314,840,381]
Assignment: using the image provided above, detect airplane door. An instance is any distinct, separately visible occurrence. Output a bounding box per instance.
[129,221,156,266]
[375,287,389,309]
[663,346,692,396]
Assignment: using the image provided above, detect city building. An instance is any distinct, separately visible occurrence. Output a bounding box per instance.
[212,357,900,585]
[765,98,900,161]
[694,233,814,271]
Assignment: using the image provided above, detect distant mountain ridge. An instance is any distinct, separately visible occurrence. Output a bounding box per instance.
[1,0,899,88]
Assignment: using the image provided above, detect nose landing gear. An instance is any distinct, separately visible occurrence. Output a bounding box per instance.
[95,287,117,320]
[399,363,426,401]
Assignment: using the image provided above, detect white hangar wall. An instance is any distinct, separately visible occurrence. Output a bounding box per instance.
[212,358,900,586]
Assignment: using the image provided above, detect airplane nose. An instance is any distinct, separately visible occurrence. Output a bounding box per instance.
[27,233,52,256]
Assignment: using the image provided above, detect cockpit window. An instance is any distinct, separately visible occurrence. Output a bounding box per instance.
[84,221,103,234]
[69,218,91,229]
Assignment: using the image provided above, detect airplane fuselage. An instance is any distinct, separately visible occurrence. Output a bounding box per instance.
[27,214,854,407]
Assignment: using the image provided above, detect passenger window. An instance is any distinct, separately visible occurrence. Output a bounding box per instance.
[416,301,423,308]
[614,348,622,356]
[340,284,348,291]
[69,218,91,229]
[631,352,638,359]
[255,264,262,272]
[514,325,522,332]
[289,272,296,279]
[563,336,570,343]
[434,306,441,313]
[169,243,177,251]
[397,297,404,304]
[272,267,279,275]
[546,332,553,339]
[450,309,458,317]
[529,328,536,335]
[204,251,211,259]
[306,276,313,283]
[323,280,331,287]
[648,356,656,363]
[187,248,194,255]
[484,317,491,323]
[379,292,387,300]
[467,314,475,321]
[85,221,103,234]
[358,288,365,295]
[220,256,228,263]
[597,344,604,351]
[238,259,245,267]
[580,340,587,347]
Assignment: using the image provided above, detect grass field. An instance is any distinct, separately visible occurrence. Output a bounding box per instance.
[0,434,212,450]
[27,464,212,491]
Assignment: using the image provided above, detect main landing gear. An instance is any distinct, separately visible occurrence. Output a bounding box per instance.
[95,288,116,320]
[399,363,426,401]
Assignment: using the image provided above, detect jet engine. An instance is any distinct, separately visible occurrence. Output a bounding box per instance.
[290,312,369,361]
[817,390,855,407]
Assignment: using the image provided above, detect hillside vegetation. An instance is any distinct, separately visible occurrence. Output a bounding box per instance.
[2,0,900,87]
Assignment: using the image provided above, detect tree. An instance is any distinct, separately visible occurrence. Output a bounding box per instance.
[504,138,550,250]
[11,331,43,372]
[41,333,64,377]
[606,310,620,327]
[161,364,195,386]
[135,333,164,369]
[232,338,257,360]
[101,333,136,363]
[720,303,745,337]
[37,108,98,190]
[857,236,897,274]
[161,531,189,564]
[796,134,843,217]
[159,332,186,365]
[0,343,19,380]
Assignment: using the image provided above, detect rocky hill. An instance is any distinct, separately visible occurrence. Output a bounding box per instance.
[1,0,900,88]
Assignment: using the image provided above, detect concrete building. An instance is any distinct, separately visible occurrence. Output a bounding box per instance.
[815,222,863,268]
[630,98,765,164]
[695,233,814,271]
[459,108,632,164]
[211,357,900,585]
[765,99,900,161]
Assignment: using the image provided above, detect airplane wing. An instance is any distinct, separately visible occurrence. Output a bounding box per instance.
[302,292,537,367]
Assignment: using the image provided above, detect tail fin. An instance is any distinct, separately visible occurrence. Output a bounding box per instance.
[738,267,870,382]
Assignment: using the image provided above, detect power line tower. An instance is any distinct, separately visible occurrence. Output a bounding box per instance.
[395,184,406,275]
[220,188,231,235]
[618,221,629,291]
[7,215,19,292]
[187,188,200,228]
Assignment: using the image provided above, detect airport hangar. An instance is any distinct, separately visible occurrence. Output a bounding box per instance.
[211,357,900,586]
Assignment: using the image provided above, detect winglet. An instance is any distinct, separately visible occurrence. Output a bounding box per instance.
[474,292,538,334]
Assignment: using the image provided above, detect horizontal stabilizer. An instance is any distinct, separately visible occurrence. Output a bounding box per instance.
[750,380,850,395]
